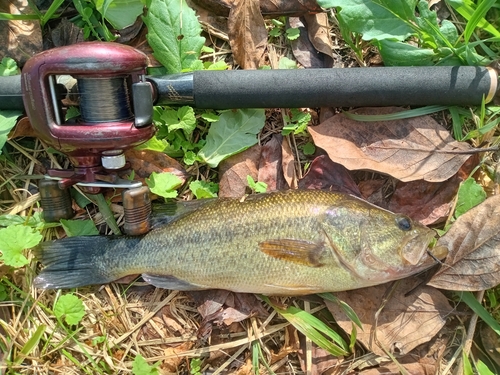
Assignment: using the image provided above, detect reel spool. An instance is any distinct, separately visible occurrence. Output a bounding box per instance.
[21,42,155,192]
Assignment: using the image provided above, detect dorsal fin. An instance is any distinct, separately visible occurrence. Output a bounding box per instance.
[150,199,217,229]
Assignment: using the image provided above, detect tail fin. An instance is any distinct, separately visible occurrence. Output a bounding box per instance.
[33,235,141,289]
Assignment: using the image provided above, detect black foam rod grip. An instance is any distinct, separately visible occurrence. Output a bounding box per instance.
[192,66,497,109]
[0,75,24,110]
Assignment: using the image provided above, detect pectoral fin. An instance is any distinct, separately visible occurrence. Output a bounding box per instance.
[143,274,208,291]
[259,239,325,267]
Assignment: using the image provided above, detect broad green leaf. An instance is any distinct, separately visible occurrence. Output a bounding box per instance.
[54,294,85,325]
[375,40,436,66]
[454,177,486,218]
[189,180,218,199]
[146,172,182,198]
[143,0,205,73]
[0,213,45,228]
[132,354,159,375]
[0,110,22,154]
[198,109,265,168]
[60,219,99,237]
[0,225,42,267]
[317,0,418,41]
[95,0,143,30]
[0,57,19,76]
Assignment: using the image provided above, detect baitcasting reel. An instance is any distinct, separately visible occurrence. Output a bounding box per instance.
[21,42,154,232]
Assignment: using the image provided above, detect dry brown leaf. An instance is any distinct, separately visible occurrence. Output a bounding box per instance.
[326,279,452,356]
[189,290,268,337]
[428,194,500,291]
[281,136,298,189]
[480,324,500,369]
[191,0,322,17]
[258,134,288,191]
[8,117,37,139]
[219,143,261,197]
[288,15,334,69]
[303,13,335,67]
[48,18,84,48]
[298,155,361,196]
[124,149,187,181]
[227,0,267,69]
[308,107,473,182]
[297,338,339,374]
[0,0,42,66]
[387,154,478,225]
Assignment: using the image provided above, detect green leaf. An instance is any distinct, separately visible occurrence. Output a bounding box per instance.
[60,219,99,237]
[65,106,80,121]
[278,57,297,69]
[205,60,229,70]
[163,106,197,135]
[459,291,500,336]
[13,324,46,365]
[319,293,362,329]
[246,176,267,193]
[475,359,496,375]
[0,213,45,228]
[0,225,42,267]
[0,57,19,76]
[0,284,7,301]
[146,172,183,198]
[198,109,266,168]
[0,110,22,155]
[189,180,219,199]
[302,142,316,155]
[135,136,168,152]
[454,177,487,218]
[132,354,159,375]
[375,39,436,66]
[54,294,85,325]
[285,27,300,40]
[447,0,500,38]
[143,0,205,73]
[318,0,417,41]
[200,112,219,123]
[95,0,143,30]
[263,296,349,356]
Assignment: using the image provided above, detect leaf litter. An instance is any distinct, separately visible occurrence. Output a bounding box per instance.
[1,0,500,374]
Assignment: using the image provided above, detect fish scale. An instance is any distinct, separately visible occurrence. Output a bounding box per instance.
[34,190,442,295]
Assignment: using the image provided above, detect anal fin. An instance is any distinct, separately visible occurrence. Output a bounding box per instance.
[259,239,325,267]
[142,274,208,291]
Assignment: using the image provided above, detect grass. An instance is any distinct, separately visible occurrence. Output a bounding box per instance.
[1,0,500,373]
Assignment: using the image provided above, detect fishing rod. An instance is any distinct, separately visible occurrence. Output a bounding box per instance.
[0,42,498,230]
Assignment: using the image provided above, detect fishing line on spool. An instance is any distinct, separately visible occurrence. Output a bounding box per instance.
[76,77,133,123]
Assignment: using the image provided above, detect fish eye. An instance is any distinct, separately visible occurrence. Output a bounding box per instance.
[396,216,412,231]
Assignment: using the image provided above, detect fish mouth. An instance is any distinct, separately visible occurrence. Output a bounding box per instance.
[400,229,437,267]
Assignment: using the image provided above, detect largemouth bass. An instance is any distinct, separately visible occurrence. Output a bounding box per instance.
[34,190,442,295]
